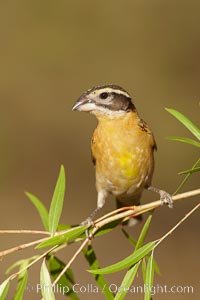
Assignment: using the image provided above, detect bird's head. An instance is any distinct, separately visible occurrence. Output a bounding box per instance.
[72,85,135,117]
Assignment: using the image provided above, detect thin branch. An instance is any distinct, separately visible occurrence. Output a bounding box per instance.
[0,237,48,258]
[52,238,90,287]
[9,245,58,281]
[94,188,200,227]
[155,202,200,247]
[0,230,50,235]
[52,225,100,287]
[172,188,200,201]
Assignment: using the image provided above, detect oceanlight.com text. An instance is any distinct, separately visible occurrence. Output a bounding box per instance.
[25,282,195,296]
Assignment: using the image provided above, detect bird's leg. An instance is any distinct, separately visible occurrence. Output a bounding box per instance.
[147,185,173,208]
[81,190,107,226]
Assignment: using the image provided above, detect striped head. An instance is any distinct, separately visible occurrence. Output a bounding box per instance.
[72,85,135,116]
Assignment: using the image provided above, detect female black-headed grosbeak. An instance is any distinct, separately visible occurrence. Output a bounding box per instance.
[72,85,173,225]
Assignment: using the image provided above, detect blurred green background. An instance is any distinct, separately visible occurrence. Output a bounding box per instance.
[0,1,199,299]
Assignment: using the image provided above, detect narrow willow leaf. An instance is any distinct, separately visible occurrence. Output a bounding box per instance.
[142,256,160,279]
[48,255,75,284]
[114,262,140,300]
[135,216,152,250]
[179,167,200,175]
[84,245,114,300]
[121,228,137,247]
[88,241,155,275]
[174,158,200,195]
[13,271,28,300]
[6,259,26,275]
[36,226,86,249]
[152,258,161,275]
[144,252,155,300]
[26,192,49,231]
[49,165,66,236]
[142,258,147,282]
[6,256,39,275]
[0,279,10,300]
[17,259,31,280]
[166,108,200,141]
[48,255,79,300]
[57,223,72,231]
[166,136,200,147]
[93,219,122,238]
[40,259,55,300]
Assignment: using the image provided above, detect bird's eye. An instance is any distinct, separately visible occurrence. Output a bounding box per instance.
[100,92,108,99]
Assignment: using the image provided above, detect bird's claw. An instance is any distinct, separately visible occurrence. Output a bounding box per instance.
[160,191,173,208]
[81,217,94,227]
[81,218,95,240]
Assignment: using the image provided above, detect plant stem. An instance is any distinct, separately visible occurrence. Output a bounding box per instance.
[0,230,50,235]
[155,202,200,247]
[0,237,48,258]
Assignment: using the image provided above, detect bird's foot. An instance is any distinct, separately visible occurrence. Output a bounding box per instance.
[147,185,173,208]
[81,216,96,240]
[81,217,94,227]
[159,190,173,208]
[80,206,101,227]
[80,206,103,239]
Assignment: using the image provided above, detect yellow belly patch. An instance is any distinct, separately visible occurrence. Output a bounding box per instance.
[118,152,138,179]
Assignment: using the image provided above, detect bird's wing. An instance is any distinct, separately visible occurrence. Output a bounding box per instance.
[139,119,157,151]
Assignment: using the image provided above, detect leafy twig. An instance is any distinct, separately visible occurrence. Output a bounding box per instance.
[0,189,199,260]
[52,189,200,284]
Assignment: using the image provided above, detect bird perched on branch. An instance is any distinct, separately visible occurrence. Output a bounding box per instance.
[72,85,173,225]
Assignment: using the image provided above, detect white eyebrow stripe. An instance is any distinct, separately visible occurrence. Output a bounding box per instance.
[94,87,131,98]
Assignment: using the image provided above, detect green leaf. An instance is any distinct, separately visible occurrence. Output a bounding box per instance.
[114,262,140,300]
[0,279,10,300]
[166,136,200,147]
[88,241,156,275]
[92,219,122,238]
[6,256,39,275]
[144,252,155,300]
[57,223,72,231]
[179,167,200,175]
[49,165,66,236]
[40,259,55,300]
[152,257,161,275]
[84,245,114,300]
[135,215,152,250]
[13,271,28,300]
[142,255,160,279]
[174,158,200,195]
[48,255,75,284]
[121,228,137,247]
[36,226,86,249]
[48,255,79,300]
[166,108,200,141]
[26,192,49,231]
[142,258,147,282]
[6,259,26,275]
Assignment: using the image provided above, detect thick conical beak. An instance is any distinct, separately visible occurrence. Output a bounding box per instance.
[72,101,82,111]
[72,95,87,111]
[72,95,95,112]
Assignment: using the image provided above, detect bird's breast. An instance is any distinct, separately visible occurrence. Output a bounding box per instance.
[91,113,155,196]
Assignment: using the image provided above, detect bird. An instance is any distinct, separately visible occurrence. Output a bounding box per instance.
[72,84,173,225]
